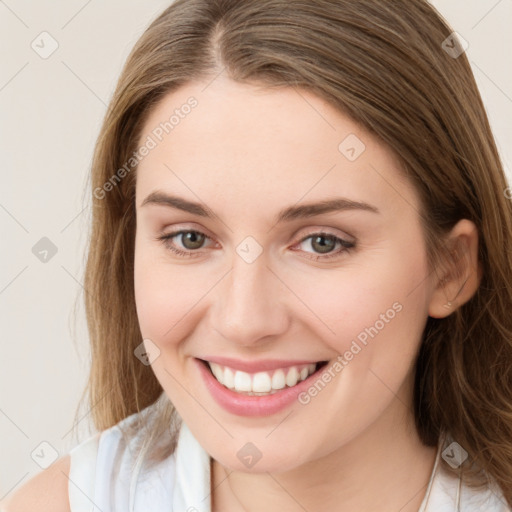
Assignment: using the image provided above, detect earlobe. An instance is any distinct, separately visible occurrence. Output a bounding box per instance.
[428,219,482,319]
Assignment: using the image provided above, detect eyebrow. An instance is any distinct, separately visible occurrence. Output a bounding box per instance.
[140,191,380,222]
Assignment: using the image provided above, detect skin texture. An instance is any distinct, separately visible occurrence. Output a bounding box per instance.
[133,76,481,512]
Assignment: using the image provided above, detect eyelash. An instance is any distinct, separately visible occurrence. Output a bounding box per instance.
[155,229,356,261]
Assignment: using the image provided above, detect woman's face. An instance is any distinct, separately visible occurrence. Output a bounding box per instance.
[133,76,435,472]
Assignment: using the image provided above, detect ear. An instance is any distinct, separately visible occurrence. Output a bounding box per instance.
[428,219,483,319]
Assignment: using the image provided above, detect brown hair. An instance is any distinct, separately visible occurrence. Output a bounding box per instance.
[77,0,512,503]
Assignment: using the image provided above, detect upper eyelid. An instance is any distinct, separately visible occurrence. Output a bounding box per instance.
[160,222,354,241]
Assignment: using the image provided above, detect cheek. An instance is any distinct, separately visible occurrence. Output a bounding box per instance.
[134,244,191,343]
[291,247,430,370]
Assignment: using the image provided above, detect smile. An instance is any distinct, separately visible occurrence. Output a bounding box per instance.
[207,361,320,395]
[195,357,331,416]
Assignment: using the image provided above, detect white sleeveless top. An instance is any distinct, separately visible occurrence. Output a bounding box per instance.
[68,410,509,512]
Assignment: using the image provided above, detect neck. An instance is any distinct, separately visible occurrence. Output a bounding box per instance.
[211,381,438,512]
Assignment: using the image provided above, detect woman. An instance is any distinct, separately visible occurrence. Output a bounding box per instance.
[4,0,512,510]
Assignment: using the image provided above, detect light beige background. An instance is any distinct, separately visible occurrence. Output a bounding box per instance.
[1,0,511,500]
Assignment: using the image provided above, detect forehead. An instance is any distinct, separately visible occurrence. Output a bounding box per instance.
[135,76,418,219]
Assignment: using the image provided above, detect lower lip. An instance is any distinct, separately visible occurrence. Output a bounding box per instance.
[195,358,328,417]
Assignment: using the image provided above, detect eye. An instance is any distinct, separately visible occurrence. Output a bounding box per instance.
[293,232,355,261]
[156,230,215,257]
[156,229,356,260]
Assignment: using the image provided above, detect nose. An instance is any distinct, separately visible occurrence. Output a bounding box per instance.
[209,254,290,347]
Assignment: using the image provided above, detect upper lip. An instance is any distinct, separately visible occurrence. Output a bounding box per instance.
[198,356,327,373]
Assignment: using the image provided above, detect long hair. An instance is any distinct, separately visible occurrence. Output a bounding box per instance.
[77,0,512,503]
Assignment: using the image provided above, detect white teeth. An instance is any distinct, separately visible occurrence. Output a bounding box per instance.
[234,371,252,391]
[285,367,299,387]
[252,372,272,393]
[271,369,286,390]
[207,361,320,395]
[211,364,223,382]
[224,367,235,389]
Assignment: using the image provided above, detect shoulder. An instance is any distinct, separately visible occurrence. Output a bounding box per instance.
[1,400,178,512]
[0,428,103,512]
[0,455,71,512]
[0,422,126,512]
